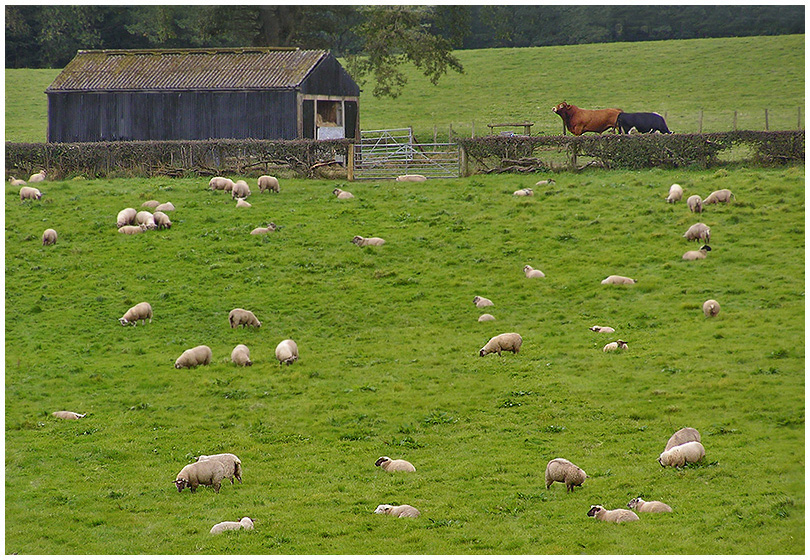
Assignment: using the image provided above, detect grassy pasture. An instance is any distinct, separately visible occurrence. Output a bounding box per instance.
[4,166,804,554]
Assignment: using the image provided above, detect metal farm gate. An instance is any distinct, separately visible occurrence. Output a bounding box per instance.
[349,128,460,180]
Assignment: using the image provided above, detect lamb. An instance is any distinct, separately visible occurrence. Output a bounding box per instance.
[682,245,711,260]
[258,175,280,193]
[686,194,703,213]
[513,188,534,196]
[535,179,555,186]
[210,517,254,535]
[9,176,26,186]
[118,224,147,235]
[523,265,545,278]
[374,504,420,518]
[703,189,735,204]
[478,313,496,322]
[352,236,385,247]
[658,441,705,467]
[19,186,42,201]
[601,275,636,285]
[683,222,711,243]
[52,410,86,420]
[229,308,261,328]
[231,344,252,367]
[479,332,523,357]
[703,299,720,317]
[28,169,47,183]
[154,202,175,212]
[42,228,57,246]
[141,200,160,208]
[275,339,299,365]
[544,458,587,492]
[395,174,427,182]
[236,198,252,208]
[209,176,234,191]
[587,505,639,523]
[333,188,354,199]
[174,459,227,493]
[375,456,416,472]
[231,180,251,199]
[197,453,243,484]
[250,223,277,235]
[153,211,172,229]
[473,296,494,308]
[116,208,137,227]
[589,325,615,333]
[602,340,628,352]
[174,345,213,369]
[135,210,157,230]
[627,498,672,513]
[119,302,153,326]
[666,183,684,203]
[664,427,701,451]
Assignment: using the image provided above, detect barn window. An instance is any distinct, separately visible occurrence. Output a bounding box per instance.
[316,100,342,127]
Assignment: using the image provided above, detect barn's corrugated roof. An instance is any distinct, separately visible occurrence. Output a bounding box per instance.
[46,48,330,92]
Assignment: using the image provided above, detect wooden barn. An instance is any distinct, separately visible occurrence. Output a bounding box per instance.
[45,47,360,143]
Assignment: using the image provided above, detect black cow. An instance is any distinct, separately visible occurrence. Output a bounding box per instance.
[617,112,672,134]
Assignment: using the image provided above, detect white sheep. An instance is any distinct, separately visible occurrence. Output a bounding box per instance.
[118,224,147,235]
[589,325,615,333]
[479,332,522,357]
[52,410,86,420]
[627,498,672,513]
[174,345,213,369]
[683,222,711,243]
[275,339,299,365]
[513,188,534,196]
[535,179,555,186]
[587,505,639,523]
[601,275,636,285]
[210,517,254,535]
[42,228,57,246]
[395,174,426,182]
[703,189,735,204]
[545,458,587,492]
[119,302,153,326]
[153,211,172,229]
[258,175,280,193]
[250,223,277,235]
[352,236,385,247]
[703,299,720,317]
[374,504,420,518]
[174,459,227,493]
[375,456,416,472]
[19,186,42,201]
[236,198,252,208]
[666,183,684,203]
[686,194,703,213]
[478,313,495,322]
[682,245,711,260]
[135,211,157,230]
[141,200,160,208]
[229,308,261,328]
[197,453,243,484]
[231,344,252,367]
[523,265,545,278]
[28,169,46,183]
[9,176,26,186]
[209,177,234,191]
[473,296,494,308]
[658,441,705,467]
[116,208,137,228]
[664,427,701,452]
[154,202,175,212]
[232,180,251,199]
[602,340,628,352]
[333,188,354,199]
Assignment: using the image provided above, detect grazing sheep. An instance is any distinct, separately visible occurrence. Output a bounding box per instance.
[258,175,280,193]
[231,344,252,367]
[116,208,137,227]
[275,339,299,365]
[52,410,85,420]
[9,176,26,186]
[703,189,735,204]
[396,174,427,182]
[664,427,701,452]
[686,194,703,213]
[154,202,175,212]
[375,456,416,473]
[232,180,251,199]
[333,188,354,199]
[174,345,213,369]
[478,313,496,322]
[523,265,545,278]
[142,200,160,208]
[174,459,227,493]
[535,179,555,186]
[658,441,706,467]
[587,505,639,523]
[118,224,147,235]
[602,340,628,352]
[683,223,711,243]
[210,517,254,535]
[682,245,711,260]
[479,332,522,357]
[589,325,615,333]
[352,236,385,247]
[250,223,277,235]
[374,504,420,518]
[513,188,534,196]
[135,211,157,230]
[627,498,672,513]
[19,186,42,201]
[42,228,57,246]
[209,176,234,191]
[228,308,261,329]
[703,299,720,317]
[601,275,636,285]
[666,183,684,203]
[197,453,243,484]
[119,302,153,326]
[153,211,172,229]
[473,296,494,308]
[28,170,47,183]
[545,458,587,492]
[236,198,252,208]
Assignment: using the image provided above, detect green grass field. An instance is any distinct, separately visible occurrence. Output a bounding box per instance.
[5,166,804,554]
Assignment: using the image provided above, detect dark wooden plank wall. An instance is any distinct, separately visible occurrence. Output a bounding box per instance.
[300,55,360,97]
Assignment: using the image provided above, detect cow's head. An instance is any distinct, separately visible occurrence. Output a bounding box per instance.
[552,102,571,115]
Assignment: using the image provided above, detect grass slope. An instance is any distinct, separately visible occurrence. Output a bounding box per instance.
[5,166,804,554]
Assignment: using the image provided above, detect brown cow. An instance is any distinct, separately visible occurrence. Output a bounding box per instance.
[552,102,622,135]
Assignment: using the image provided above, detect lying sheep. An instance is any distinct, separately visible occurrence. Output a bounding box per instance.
[174,345,213,369]
[42,228,57,246]
[513,188,534,196]
[703,189,735,204]
[210,517,254,535]
[589,325,615,333]
[116,208,137,227]
[666,183,684,203]
[52,410,86,420]
[478,313,496,322]
[135,211,157,230]
[601,275,636,285]
[658,441,705,467]
[118,224,147,235]
[703,299,720,317]
[682,245,711,260]
[250,223,277,235]
[197,453,242,484]
[119,302,153,326]
[395,174,426,182]
[374,504,420,518]
[480,332,522,357]
[28,170,46,183]
[333,188,354,199]
[9,176,26,186]
[627,498,672,513]
[523,265,545,278]
[664,427,701,452]
[231,344,252,367]
[603,340,628,352]
[232,180,251,199]
[352,236,385,247]
[155,202,175,212]
[545,458,587,492]
[229,308,261,328]
[535,179,555,186]
[683,222,711,243]
[687,194,703,213]
[153,211,172,229]
[587,505,639,523]
[258,175,280,193]
[142,200,160,208]
[209,176,234,191]
[236,198,252,208]
[375,456,416,472]
[473,296,494,308]
[20,186,42,201]
[275,339,299,365]
[174,459,227,493]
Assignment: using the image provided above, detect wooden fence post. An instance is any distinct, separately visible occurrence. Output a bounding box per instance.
[449,125,454,143]
[459,145,468,177]
[347,143,354,181]
[471,120,475,139]
[698,109,703,133]
[433,124,437,144]
[765,109,769,131]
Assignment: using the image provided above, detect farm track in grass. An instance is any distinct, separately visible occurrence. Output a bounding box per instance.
[5,167,804,554]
